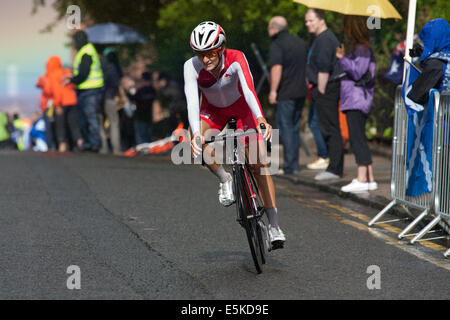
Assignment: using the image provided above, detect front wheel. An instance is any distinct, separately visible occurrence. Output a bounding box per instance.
[236,166,265,273]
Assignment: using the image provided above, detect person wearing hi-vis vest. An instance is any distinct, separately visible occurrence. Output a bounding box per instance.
[63,30,104,152]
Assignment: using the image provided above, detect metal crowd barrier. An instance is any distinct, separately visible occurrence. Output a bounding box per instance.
[368,87,450,253]
[433,92,450,257]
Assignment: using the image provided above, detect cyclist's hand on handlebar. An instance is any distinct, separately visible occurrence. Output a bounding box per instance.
[191,132,204,158]
[256,117,272,142]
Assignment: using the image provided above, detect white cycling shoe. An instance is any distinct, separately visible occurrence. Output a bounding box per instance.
[268,225,285,250]
[218,179,235,207]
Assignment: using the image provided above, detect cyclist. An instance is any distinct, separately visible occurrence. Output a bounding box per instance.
[184,21,285,248]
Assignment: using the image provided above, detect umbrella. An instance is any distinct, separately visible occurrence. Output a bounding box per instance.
[86,23,147,44]
[293,0,402,19]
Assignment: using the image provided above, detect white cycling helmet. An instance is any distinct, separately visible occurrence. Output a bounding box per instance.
[190,21,226,52]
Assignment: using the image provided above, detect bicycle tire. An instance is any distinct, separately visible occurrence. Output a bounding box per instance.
[236,166,265,273]
[244,164,266,264]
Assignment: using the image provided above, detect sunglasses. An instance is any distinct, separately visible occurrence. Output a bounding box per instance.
[195,49,220,59]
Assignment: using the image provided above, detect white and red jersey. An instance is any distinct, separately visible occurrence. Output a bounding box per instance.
[184,49,263,134]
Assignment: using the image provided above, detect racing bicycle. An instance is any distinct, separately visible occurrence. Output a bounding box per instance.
[202,118,275,274]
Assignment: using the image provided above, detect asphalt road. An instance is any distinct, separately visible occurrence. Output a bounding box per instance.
[0,151,449,299]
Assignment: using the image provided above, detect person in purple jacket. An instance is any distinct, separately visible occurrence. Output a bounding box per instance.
[336,15,378,193]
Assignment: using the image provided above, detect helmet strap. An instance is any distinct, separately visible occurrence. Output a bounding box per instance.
[211,49,224,75]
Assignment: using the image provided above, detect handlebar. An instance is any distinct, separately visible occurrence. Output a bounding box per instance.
[203,123,271,152]
[204,128,258,144]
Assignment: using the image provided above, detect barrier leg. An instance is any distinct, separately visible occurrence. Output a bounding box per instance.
[400,204,416,219]
[368,200,396,227]
[444,248,450,258]
[410,215,442,244]
[398,210,428,240]
[438,219,450,235]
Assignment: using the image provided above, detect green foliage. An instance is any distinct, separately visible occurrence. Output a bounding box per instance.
[154,0,310,78]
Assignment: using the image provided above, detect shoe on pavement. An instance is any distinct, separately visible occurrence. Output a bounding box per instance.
[368,180,378,191]
[341,179,369,193]
[314,171,340,181]
[268,225,285,250]
[307,157,330,170]
[218,179,234,207]
[277,168,300,176]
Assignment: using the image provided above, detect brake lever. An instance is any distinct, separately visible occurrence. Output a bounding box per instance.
[259,123,272,153]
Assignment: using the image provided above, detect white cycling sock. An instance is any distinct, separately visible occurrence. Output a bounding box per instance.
[266,207,279,229]
[212,165,232,183]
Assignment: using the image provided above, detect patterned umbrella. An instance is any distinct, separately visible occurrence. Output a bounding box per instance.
[86,23,146,44]
[293,0,402,19]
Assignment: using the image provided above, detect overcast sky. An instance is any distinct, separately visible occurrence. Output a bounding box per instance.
[0,0,70,111]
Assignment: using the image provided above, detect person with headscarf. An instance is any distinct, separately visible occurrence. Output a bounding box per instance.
[408,18,450,104]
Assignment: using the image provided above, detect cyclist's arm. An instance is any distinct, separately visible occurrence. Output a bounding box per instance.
[183,59,201,135]
[234,53,264,120]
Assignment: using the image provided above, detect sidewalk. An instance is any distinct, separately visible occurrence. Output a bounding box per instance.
[273,131,394,213]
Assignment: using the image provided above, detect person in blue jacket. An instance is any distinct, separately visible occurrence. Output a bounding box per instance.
[30,113,48,152]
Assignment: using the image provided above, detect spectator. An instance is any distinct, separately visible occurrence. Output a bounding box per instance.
[118,76,137,149]
[129,72,155,145]
[305,34,329,170]
[12,116,32,151]
[305,8,344,181]
[44,56,82,152]
[155,72,187,134]
[407,18,450,105]
[36,73,55,150]
[306,100,329,170]
[63,30,104,152]
[267,16,308,175]
[336,15,377,192]
[0,111,9,149]
[99,47,122,155]
[30,112,48,152]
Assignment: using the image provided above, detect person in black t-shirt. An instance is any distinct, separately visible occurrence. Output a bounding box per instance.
[268,16,308,175]
[129,72,155,145]
[305,8,344,181]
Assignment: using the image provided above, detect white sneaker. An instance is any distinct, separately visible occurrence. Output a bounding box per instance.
[341,179,369,193]
[314,171,340,181]
[268,225,285,249]
[368,181,378,191]
[307,157,330,170]
[218,179,234,207]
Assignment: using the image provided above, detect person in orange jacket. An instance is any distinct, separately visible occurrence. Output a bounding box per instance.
[44,55,83,152]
